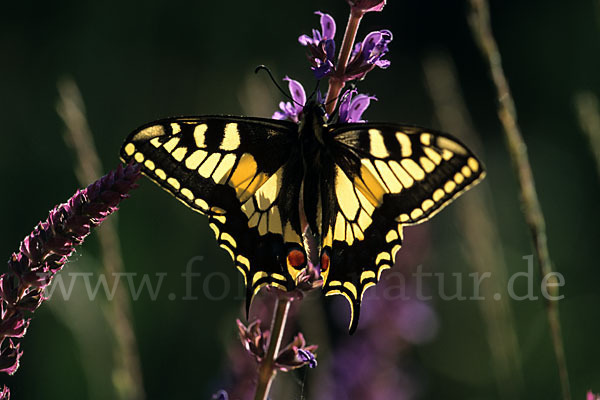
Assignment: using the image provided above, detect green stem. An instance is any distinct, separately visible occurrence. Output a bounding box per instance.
[467,1,571,399]
[253,296,291,400]
[325,8,364,115]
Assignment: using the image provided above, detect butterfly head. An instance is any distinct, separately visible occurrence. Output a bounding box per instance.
[299,99,328,142]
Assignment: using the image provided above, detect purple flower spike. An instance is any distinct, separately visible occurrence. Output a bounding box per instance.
[272,77,306,123]
[588,392,600,400]
[339,89,377,123]
[299,12,337,79]
[345,29,393,81]
[0,164,140,381]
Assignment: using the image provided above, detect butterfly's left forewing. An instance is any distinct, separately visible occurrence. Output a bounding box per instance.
[321,123,485,332]
[121,116,307,306]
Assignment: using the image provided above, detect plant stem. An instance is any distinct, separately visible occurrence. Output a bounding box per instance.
[574,91,600,179]
[325,8,364,115]
[57,78,146,400]
[423,52,523,399]
[253,296,291,400]
[467,1,571,399]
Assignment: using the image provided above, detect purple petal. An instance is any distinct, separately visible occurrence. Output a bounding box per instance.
[313,60,334,79]
[316,11,336,40]
[272,111,287,120]
[323,39,336,59]
[361,31,383,55]
[348,94,377,122]
[312,28,322,43]
[338,89,356,123]
[380,29,393,41]
[211,390,229,400]
[374,59,391,69]
[284,101,297,116]
[297,348,318,368]
[351,42,361,58]
[283,77,306,110]
[298,34,312,46]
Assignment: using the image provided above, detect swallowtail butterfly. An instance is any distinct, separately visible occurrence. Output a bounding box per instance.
[121,100,485,332]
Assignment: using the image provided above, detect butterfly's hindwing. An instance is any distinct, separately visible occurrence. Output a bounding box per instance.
[120,116,307,303]
[320,123,485,332]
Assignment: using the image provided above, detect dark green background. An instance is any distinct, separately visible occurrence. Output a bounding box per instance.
[1,0,599,399]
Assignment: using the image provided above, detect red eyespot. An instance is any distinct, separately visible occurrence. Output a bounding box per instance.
[287,250,306,268]
[320,253,330,272]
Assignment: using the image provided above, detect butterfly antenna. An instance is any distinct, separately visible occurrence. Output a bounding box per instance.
[255,65,302,107]
[307,79,321,102]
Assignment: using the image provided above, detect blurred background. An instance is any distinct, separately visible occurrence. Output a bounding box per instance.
[1,0,599,399]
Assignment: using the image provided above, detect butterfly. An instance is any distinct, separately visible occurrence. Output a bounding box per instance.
[121,100,485,333]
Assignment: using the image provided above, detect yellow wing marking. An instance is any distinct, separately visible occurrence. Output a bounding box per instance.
[193,124,208,148]
[124,143,135,156]
[162,137,180,153]
[396,132,412,157]
[283,221,302,244]
[389,160,414,188]
[335,165,360,220]
[242,168,285,237]
[171,146,188,162]
[468,157,480,172]
[420,133,432,146]
[420,157,436,173]
[444,180,456,193]
[155,169,167,180]
[374,160,403,193]
[198,153,221,178]
[354,159,386,207]
[368,129,389,158]
[144,160,155,170]
[185,150,208,170]
[211,153,237,184]
[167,177,180,190]
[437,136,466,155]
[132,125,165,141]
[180,188,194,201]
[400,159,425,181]
[424,147,442,165]
[220,123,241,151]
[170,123,181,134]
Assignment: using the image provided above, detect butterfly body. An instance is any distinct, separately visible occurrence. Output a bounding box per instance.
[121,104,485,332]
